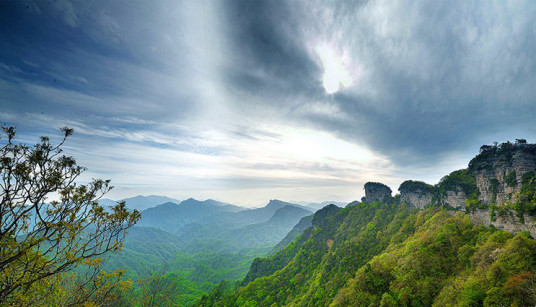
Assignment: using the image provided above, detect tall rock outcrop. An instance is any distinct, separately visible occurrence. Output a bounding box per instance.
[469,142,536,206]
[398,180,436,209]
[357,141,536,238]
[392,140,536,237]
[364,182,392,203]
[436,169,477,209]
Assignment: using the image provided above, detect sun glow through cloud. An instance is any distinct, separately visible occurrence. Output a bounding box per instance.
[278,128,373,163]
[315,44,353,94]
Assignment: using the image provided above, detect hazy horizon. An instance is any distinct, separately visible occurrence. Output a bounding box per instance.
[99,194,351,209]
[2,1,535,205]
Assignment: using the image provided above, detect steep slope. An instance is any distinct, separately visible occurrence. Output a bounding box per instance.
[330,214,536,306]
[396,141,536,237]
[269,214,313,255]
[102,226,183,276]
[197,201,415,306]
[233,199,309,226]
[199,202,536,306]
[469,142,536,205]
[397,141,536,213]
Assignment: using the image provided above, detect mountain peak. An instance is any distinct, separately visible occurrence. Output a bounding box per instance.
[268,205,312,224]
[312,204,342,228]
[266,199,294,208]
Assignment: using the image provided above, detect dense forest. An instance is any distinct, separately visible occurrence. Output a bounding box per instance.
[198,201,536,306]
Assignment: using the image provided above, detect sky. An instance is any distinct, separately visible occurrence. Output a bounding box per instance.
[1,0,535,207]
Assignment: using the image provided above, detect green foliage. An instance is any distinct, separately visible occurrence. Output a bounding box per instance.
[465,195,487,212]
[102,203,311,305]
[199,201,420,306]
[522,171,535,185]
[488,178,499,204]
[437,169,478,198]
[505,170,517,187]
[469,141,522,170]
[399,180,437,195]
[109,248,262,306]
[0,127,140,305]
[336,213,536,306]
[202,200,536,307]
[489,206,497,221]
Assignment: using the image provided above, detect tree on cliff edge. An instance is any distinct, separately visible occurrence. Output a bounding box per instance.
[0,126,140,305]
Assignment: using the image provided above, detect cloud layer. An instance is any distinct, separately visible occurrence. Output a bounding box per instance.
[1,0,535,205]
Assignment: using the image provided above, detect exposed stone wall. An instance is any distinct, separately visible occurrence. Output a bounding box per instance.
[475,168,518,205]
[442,189,467,209]
[401,192,433,209]
[398,180,437,209]
[362,143,536,238]
[473,145,536,205]
[364,182,392,203]
[470,208,536,238]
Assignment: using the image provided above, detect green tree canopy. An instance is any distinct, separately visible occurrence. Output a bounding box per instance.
[0,126,140,305]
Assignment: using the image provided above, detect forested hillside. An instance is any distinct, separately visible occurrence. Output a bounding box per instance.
[199,200,536,306]
[198,141,536,306]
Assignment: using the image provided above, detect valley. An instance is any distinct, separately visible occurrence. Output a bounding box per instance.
[100,198,325,305]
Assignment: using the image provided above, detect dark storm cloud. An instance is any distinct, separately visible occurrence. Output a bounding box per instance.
[221,0,536,166]
[221,0,321,97]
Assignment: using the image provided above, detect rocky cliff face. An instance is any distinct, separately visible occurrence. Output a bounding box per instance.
[400,192,432,209]
[391,141,536,237]
[442,189,467,209]
[398,180,435,209]
[361,142,535,238]
[364,182,392,203]
[470,208,536,238]
[469,143,536,205]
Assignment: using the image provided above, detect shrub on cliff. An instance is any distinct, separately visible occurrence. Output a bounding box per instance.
[437,169,478,197]
[399,180,437,195]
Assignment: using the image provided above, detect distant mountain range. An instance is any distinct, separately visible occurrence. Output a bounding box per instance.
[137,198,243,234]
[102,197,316,303]
[105,198,315,267]
[97,196,362,304]
[99,195,182,211]
[101,195,351,212]
[134,198,313,253]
